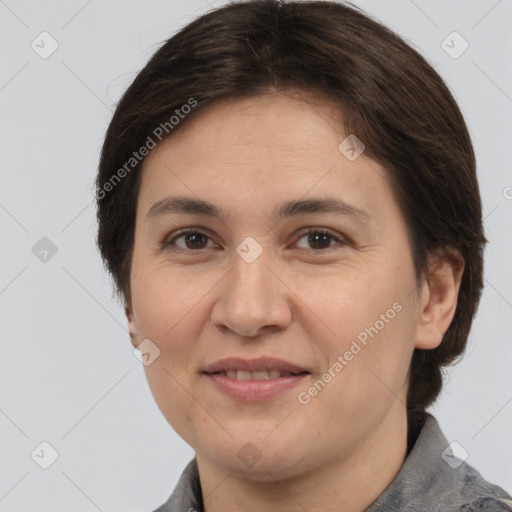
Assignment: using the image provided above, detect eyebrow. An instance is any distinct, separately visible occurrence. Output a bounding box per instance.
[145,196,370,222]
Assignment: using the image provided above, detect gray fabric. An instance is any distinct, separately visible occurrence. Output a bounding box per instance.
[153,413,512,511]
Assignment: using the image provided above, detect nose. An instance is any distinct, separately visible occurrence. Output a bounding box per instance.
[210,247,293,338]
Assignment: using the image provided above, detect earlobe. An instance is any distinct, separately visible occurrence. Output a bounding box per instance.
[125,304,139,348]
[414,249,464,350]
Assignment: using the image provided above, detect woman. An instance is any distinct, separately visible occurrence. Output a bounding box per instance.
[95,1,512,510]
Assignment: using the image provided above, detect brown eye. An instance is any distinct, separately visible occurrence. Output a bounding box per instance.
[294,229,346,251]
[163,230,216,251]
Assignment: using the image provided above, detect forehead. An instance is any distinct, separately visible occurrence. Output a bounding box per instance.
[146,92,345,163]
[136,93,397,223]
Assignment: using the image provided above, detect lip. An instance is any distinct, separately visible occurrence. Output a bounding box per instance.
[203,357,309,374]
[202,357,310,401]
[203,373,309,401]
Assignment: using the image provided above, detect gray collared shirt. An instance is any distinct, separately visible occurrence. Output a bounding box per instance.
[153,413,512,511]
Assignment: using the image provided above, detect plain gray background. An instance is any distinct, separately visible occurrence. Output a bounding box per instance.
[1,0,511,510]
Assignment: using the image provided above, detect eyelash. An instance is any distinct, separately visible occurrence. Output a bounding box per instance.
[161,227,348,253]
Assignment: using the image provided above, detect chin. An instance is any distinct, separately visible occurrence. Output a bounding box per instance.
[198,431,315,481]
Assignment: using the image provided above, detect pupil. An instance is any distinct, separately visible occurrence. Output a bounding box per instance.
[309,232,330,249]
[185,233,207,249]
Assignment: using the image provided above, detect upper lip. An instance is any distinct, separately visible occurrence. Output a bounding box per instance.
[203,357,310,374]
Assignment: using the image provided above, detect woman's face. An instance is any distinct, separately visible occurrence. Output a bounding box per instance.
[128,92,426,479]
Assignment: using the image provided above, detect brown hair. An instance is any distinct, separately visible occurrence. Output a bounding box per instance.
[95,0,486,422]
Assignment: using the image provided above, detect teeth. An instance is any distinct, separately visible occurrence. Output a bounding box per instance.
[223,370,297,380]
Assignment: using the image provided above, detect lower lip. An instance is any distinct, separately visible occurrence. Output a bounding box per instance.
[203,372,309,401]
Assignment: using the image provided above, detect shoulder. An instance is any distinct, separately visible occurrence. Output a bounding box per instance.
[152,459,203,512]
[370,413,512,512]
[430,467,512,512]
[433,438,512,512]
[457,496,512,511]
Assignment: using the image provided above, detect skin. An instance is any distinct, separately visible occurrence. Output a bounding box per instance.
[126,91,463,512]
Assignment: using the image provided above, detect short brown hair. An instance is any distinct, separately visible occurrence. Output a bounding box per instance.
[95,0,487,422]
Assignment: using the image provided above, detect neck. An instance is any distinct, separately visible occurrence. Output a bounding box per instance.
[196,403,409,512]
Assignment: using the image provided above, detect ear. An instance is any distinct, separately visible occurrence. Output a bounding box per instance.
[414,248,464,350]
[125,303,139,349]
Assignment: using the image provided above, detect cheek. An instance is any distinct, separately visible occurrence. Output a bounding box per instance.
[294,306,416,455]
[132,263,206,342]
[291,266,409,345]
[131,269,205,398]
[135,276,206,440]
[322,296,417,410]
[300,268,418,396]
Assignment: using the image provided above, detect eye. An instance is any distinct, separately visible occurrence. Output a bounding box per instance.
[294,229,347,251]
[161,227,348,252]
[162,229,217,251]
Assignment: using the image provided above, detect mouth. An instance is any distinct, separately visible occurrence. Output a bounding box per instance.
[206,369,309,380]
[202,357,311,401]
